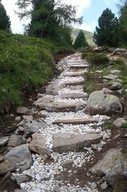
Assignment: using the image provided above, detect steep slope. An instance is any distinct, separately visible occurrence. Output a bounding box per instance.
[72,28,95,47]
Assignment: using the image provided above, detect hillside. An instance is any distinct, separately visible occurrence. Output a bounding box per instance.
[72,28,95,47]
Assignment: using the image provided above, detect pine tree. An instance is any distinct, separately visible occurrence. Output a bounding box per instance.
[73,30,88,50]
[119,1,127,45]
[93,8,121,47]
[16,0,82,47]
[0,1,11,32]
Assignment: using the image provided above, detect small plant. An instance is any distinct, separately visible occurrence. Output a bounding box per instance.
[103,119,113,130]
[120,122,127,129]
[83,70,104,93]
[112,58,125,71]
[86,52,109,66]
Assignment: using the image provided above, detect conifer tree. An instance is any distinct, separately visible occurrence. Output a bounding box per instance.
[0,0,11,32]
[73,30,88,50]
[93,8,120,47]
[119,1,127,45]
[16,0,82,47]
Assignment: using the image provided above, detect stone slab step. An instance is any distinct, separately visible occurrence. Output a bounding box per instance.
[52,117,98,125]
[70,64,89,69]
[53,133,102,153]
[34,100,86,112]
[63,71,86,77]
[60,79,84,86]
[59,92,87,99]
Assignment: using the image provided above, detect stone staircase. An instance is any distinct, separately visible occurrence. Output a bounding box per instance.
[17,53,110,192]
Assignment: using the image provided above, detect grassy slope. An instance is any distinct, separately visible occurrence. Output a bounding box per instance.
[72,28,95,47]
[0,31,57,110]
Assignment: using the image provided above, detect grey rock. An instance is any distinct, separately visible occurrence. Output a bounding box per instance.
[23,120,47,138]
[29,133,50,155]
[16,106,29,115]
[90,182,97,189]
[14,174,32,185]
[110,69,121,75]
[15,189,27,192]
[103,74,118,80]
[113,118,127,128]
[0,160,16,175]
[53,185,60,192]
[53,133,102,153]
[18,126,24,132]
[0,136,9,146]
[4,144,32,173]
[15,116,21,122]
[22,115,33,122]
[102,87,113,94]
[0,155,4,162]
[46,80,59,95]
[112,48,127,57]
[34,95,54,106]
[90,148,127,176]
[8,135,25,147]
[100,182,108,190]
[85,90,122,115]
[111,82,122,90]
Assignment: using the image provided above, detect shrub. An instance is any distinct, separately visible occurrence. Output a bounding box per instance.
[86,53,109,66]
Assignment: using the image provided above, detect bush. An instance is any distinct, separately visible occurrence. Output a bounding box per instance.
[86,52,109,66]
[82,47,93,59]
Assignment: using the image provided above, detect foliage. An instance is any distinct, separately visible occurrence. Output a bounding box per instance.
[85,52,109,66]
[0,1,11,32]
[93,8,121,47]
[120,122,127,128]
[73,30,88,50]
[82,47,94,59]
[0,30,56,109]
[16,0,82,47]
[119,1,127,45]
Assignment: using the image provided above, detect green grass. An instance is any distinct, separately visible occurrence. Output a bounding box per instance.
[0,30,58,110]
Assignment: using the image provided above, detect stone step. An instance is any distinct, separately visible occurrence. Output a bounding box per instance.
[63,71,86,77]
[60,79,84,86]
[70,64,89,69]
[52,117,98,125]
[53,133,102,153]
[62,69,87,77]
[59,92,87,99]
[34,100,86,112]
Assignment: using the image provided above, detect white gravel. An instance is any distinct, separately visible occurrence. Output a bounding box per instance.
[17,53,111,192]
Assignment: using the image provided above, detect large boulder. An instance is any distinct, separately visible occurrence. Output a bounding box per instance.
[90,148,127,177]
[0,144,32,175]
[85,90,123,115]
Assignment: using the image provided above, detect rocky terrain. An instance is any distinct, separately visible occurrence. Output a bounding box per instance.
[0,52,127,192]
